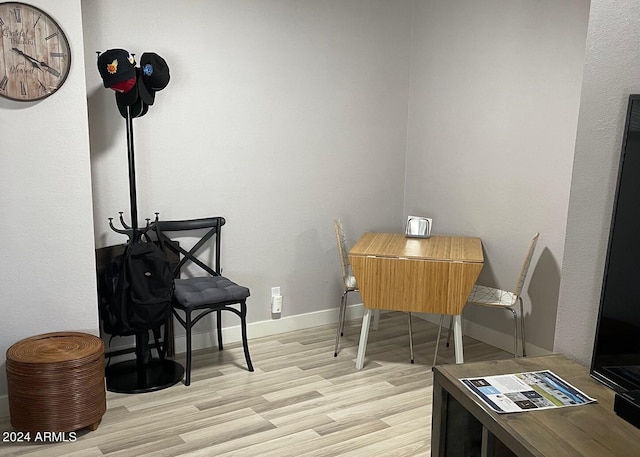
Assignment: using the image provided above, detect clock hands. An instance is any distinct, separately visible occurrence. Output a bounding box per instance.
[11,48,61,77]
[11,47,43,72]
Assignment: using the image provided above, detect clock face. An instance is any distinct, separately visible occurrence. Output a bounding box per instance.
[0,2,71,101]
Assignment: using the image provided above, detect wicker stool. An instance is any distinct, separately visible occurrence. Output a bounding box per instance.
[6,331,106,433]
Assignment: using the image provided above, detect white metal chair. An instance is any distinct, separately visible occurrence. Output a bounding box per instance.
[433,233,539,365]
[333,219,415,362]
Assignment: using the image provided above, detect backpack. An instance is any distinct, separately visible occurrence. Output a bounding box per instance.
[102,240,174,336]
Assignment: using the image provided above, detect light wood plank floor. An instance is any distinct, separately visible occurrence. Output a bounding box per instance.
[0,312,511,457]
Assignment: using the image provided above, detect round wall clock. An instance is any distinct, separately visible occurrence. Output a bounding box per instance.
[0,2,71,101]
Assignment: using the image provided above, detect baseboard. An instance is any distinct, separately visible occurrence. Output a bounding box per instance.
[414,313,550,357]
[173,303,366,355]
[100,304,367,363]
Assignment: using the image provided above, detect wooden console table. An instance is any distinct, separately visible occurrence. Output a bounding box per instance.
[431,354,640,456]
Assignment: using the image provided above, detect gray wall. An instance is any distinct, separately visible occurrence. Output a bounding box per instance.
[556,0,640,364]
[0,0,98,407]
[406,0,589,353]
[83,0,412,336]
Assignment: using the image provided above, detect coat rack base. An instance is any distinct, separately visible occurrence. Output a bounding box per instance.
[106,358,184,393]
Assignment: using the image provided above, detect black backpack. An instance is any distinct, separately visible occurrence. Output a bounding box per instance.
[102,241,174,336]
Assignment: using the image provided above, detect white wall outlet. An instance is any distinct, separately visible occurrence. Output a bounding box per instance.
[271,286,282,313]
[271,294,283,313]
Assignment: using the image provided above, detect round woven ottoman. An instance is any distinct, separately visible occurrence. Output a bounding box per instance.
[6,331,106,433]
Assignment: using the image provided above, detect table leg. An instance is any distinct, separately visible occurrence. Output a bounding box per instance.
[355,307,372,370]
[372,309,380,330]
[453,314,464,364]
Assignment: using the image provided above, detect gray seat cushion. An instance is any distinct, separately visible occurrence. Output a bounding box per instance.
[174,276,250,308]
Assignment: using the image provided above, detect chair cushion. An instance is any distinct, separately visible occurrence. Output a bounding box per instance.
[174,276,250,308]
[467,284,517,307]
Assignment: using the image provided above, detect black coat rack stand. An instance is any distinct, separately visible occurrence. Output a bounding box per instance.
[104,106,184,394]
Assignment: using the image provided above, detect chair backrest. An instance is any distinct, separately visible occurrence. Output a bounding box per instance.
[152,217,225,278]
[334,218,351,283]
[513,233,540,296]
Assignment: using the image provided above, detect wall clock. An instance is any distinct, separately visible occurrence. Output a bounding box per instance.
[0,2,71,101]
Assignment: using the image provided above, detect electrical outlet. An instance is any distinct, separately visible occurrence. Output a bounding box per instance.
[271,286,282,313]
[271,294,283,313]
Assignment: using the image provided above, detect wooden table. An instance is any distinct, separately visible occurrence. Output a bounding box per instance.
[349,232,483,369]
[432,354,640,456]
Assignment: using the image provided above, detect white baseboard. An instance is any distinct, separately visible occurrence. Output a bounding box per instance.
[173,303,366,355]
[176,307,548,358]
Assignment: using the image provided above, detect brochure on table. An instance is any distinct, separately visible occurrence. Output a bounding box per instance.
[460,370,596,414]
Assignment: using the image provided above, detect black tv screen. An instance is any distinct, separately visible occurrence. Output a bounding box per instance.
[591,94,640,392]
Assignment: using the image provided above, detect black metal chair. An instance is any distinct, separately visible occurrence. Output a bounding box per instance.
[152,217,254,385]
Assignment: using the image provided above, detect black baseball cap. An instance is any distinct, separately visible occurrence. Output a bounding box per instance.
[97,49,136,88]
[138,52,170,105]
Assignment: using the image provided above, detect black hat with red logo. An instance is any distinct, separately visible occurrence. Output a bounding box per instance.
[97,49,136,88]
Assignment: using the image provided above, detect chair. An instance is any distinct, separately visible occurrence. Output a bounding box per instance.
[433,233,539,365]
[152,217,254,386]
[333,219,415,362]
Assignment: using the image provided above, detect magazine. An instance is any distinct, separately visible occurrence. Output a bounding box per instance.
[459,370,597,413]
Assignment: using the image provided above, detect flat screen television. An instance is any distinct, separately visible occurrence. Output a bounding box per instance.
[591,94,640,393]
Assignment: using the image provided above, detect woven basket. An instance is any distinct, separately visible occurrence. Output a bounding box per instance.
[6,331,106,433]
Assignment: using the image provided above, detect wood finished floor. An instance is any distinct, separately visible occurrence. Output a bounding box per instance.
[0,312,511,457]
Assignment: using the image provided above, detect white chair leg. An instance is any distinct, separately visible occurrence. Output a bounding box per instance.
[519,297,526,357]
[408,312,414,364]
[509,308,518,357]
[340,290,351,336]
[433,314,444,366]
[333,292,348,357]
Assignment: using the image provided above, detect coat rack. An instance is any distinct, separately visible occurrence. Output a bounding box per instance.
[97,49,181,393]
[104,105,184,394]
